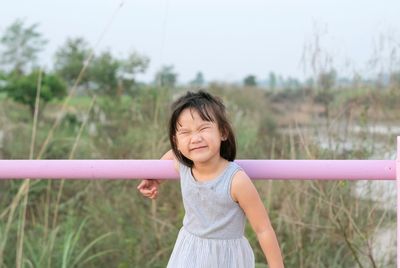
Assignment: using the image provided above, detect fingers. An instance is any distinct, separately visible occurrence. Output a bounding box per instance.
[137,179,159,199]
[149,189,158,199]
[140,187,157,195]
[137,179,159,190]
[142,188,158,199]
[137,179,149,190]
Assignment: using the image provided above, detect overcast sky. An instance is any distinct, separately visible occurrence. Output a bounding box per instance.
[1,0,399,83]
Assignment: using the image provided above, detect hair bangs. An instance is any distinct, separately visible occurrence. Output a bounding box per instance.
[192,102,215,123]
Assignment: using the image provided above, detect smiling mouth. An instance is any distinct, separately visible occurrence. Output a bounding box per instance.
[190,146,207,151]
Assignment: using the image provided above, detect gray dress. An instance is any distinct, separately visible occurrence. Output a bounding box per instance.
[167,161,255,268]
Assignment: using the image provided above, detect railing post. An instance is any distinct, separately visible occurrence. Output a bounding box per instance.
[397,136,400,267]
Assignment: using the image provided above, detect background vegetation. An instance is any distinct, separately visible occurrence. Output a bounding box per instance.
[0,19,399,268]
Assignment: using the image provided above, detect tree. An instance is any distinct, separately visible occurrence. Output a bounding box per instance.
[119,51,150,90]
[190,72,205,87]
[315,69,337,119]
[318,69,337,90]
[54,37,91,86]
[0,71,6,85]
[90,51,120,95]
[390,71,400,88]
[3,69,67,116]
[283,77,301,90]
[89,50,149,96]
[120,51,149,78]
[154,65,177,88]
[243,75,257,87]
[268,72,276,90]
[0,19,47,74]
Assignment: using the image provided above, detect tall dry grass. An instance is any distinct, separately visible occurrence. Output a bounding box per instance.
[0,83,399,267]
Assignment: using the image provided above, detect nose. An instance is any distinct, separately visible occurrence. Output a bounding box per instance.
[191,132,202,143]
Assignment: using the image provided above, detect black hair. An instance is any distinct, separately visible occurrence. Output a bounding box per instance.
[169,90,236,167]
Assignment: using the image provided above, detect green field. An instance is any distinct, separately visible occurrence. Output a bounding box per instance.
[0,85,398,267]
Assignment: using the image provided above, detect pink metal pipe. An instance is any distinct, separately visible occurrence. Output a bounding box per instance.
[397,136,400,267]
[0,137,398,265]
[0,159,395,180]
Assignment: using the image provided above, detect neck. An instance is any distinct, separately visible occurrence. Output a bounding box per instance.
[193,156,228,178]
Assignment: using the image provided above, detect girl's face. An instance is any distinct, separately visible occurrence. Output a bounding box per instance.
[175,108,225,165]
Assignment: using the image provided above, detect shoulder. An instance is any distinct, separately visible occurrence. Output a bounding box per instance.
[231,169,254,202]
[161,149,179,172]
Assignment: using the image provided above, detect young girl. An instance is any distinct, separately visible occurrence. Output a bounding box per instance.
[137,91,284,268]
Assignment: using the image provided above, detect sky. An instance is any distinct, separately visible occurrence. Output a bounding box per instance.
[0,0,399,83]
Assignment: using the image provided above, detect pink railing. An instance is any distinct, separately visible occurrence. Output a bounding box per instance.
[0,136,399,265]
[0,159,395,180]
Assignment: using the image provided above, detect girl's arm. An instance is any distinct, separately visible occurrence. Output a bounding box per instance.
[232,171,284,268]
[137,149,179,199]
[160,149,179,172]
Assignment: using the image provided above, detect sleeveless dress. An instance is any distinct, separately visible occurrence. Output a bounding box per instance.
[167,161,255,268]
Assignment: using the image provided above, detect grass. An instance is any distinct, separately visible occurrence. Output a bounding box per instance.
[0,85,398,267]
[52,95,92,108]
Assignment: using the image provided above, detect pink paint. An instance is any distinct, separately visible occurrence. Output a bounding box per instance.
[397,136,400,268]
[0,136,398,266]
[0,159,395,180]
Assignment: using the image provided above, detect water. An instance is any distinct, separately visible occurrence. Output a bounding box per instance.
[280,122,399,266]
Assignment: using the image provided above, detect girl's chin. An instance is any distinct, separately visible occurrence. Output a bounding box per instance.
[186,153,208,162]
[189,153,221,164]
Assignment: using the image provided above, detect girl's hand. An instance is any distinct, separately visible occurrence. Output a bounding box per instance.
[137,179,160,199]
[137,149,177,200]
